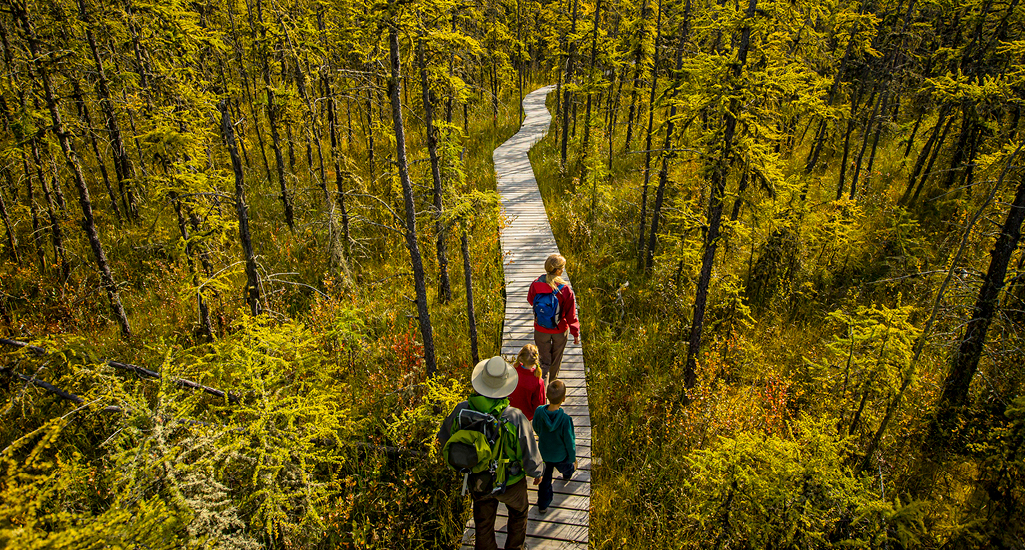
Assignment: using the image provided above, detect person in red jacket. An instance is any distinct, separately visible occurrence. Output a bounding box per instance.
[527,254,580,382]
[508,344,546,421]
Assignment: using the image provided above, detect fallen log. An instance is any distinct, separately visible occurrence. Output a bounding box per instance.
[0,338,237,403]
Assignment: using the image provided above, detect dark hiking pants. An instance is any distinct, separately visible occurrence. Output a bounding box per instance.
[536,461,575,511]
[471,477,529,550]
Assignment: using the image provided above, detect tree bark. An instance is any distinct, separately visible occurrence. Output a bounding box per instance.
[560,0,581,168]
[0,172,17,263]
[899,104,950,204]
[935,171,1025,425]
[909,111,956,205]
[418,33,451,304]
[71,80,121,223]
[17,5,132,338]
[77,0,138,220]
[579,0,602,184]
[682,0,756,393]
[645,0,689,272]
[170,192,213,341]
[22,154,46,271]
[389,19,437,378]
[462,227,479,365]
[30,139,69,280]
[218,100,262,317]
[636,0,664,270]
[623,0,650,151]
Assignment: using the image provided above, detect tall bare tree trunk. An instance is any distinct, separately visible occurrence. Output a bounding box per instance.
[623,0,650,151]
[170,192,213,341]
[682,0,756,392]
[461,226,479,365]
[22,155,46,271]
[76,0,138,220]
[30,139,69,280]
[218,100,262,317]
[645,2,688,272]
[560,0,581,168]
[934,169,1025,432]
[0,172,17,263]
[579,0,602,185]
[17,3,132,338]
[636,0,664,270]
[389,18,437,378]
[71,81,121,223]
[418,33,452,304]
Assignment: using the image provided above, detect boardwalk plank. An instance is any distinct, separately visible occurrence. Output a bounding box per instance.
[465,516,589,543]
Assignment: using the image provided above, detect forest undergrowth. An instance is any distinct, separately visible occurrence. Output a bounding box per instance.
[530,82,1025,548]
[0,72,533,550]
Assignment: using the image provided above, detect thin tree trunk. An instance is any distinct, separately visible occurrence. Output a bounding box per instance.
[23,154,46,271]
[910,111,956,204]
[836,98,858,200]
[0,174,17,263]
[418,33,451,304]
[636,0,664,270]
[256,0,295,231]
[623,0,650,151]
[77,0,138,220]
[645,0,688,272]
[861,90,892,195]
[683,0,756,392]
[579,0,602,184]
[934,170,1025,425]
[560,0,581,168]
[942,110,975,190]
[904,109,925,158]
[17,6,132,338]
[170,192,213,341]
[462,227,479,365]
[365,81,376,182]
[71,81,121,223]
[389,20,437,378]
[218,100,261,317]
[850,87,885,199]
[325,73,352,267]
[729,166,749,222]
[900,104,950,204]
[31,139,69,280]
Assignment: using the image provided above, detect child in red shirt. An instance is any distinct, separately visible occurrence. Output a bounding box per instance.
[507,344,546,421]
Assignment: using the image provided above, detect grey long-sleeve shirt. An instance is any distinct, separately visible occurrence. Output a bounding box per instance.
[438,400,543,480]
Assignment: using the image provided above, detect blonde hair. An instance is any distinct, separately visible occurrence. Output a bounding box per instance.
[547,379,567,404]
[544,254,568,289]
[517,344,542,379]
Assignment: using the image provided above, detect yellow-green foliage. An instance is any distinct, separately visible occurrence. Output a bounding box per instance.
[680,417,926,549]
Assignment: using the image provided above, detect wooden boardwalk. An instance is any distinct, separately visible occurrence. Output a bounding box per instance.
[461,86,590,549]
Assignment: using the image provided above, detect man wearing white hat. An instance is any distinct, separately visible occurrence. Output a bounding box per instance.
[438,356,543,550]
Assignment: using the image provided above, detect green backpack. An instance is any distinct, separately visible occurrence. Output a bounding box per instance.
[442,396,520,495]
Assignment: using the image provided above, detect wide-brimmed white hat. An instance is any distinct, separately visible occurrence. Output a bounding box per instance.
[471,356,518,398]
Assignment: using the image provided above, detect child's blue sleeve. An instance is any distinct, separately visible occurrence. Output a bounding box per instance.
[566,412,576,459]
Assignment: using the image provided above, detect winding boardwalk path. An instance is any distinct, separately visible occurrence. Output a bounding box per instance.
[461,86,591,549]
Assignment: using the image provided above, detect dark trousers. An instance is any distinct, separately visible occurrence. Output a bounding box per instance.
[534,328,569,382]
[536,461,574,510]
[472,478,529,550]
